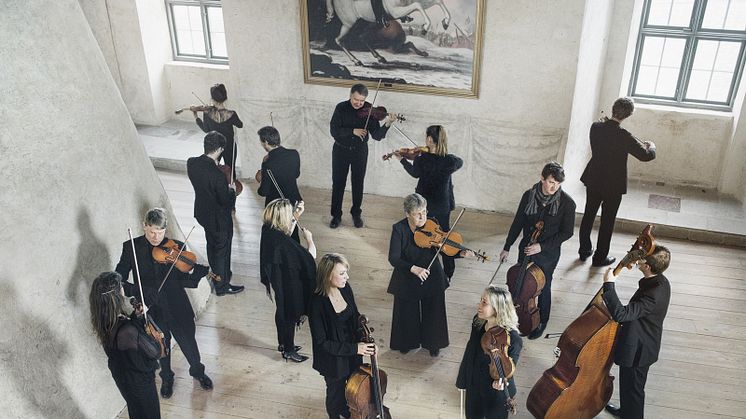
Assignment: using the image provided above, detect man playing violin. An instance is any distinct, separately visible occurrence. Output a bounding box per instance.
[500,161,576,340]
[602,245,671,419]
[115,208,214,399]
[329,83,396,229]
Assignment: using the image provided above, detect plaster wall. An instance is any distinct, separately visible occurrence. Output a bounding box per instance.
[167,61,232,122]
[78,0,122,89]
[0,1,210,417]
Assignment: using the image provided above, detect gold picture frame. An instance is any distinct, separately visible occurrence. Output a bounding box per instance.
[300,0,486,98]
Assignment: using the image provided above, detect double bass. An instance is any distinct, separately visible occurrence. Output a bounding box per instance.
[526,225,656,419]
[345,315,392,419]
[506,221,546,336]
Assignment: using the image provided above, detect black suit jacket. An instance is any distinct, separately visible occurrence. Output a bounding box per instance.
[602,274,670,367]
[581,119,656,196]
[186,154,236,231]
[329,100,390,149]
[257,146,302,206]
[400,153,463,214]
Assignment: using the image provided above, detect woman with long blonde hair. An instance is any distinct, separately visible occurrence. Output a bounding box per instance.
[456,285,523,419]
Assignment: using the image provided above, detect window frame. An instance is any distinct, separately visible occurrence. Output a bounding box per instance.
[628,0,746,111]
[165,0,228,65]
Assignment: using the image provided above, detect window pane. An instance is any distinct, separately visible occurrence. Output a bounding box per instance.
[647,0,695,27]
[686,40,741,102]
[702,0,746,31]
[207,6,228,58]
[634,36,685,97]
[172,4,205,56]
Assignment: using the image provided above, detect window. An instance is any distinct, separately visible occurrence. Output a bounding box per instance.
[629,0,746,110]
[165,0,228,64]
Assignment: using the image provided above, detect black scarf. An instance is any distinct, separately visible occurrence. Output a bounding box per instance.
[525,181,561,216]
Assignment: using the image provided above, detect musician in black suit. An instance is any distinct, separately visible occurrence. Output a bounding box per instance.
[579,97,656,267]
[499,162,576,340]
[602,245,671,419]
[186,131,244,296]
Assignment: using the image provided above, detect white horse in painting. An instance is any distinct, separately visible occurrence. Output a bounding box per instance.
[330,0,452,65]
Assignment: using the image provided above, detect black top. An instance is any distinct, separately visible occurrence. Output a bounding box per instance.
[400,153,463,214]
[196,109,243,143]
[503,189,576,267]
[330,100,390,149]
[456,317,522,396]
[186,154,236,231]
[581,119,656,196]
[259,225,317,322]
[115,235,206,324]
[257,146,302,206]
[387,218,448,299]
[309,284,363,379]
[104,316,161,382]
[602,274,670,367]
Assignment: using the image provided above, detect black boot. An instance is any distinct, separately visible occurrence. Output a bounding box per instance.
[283,350,309,363]
[528,322,547,340]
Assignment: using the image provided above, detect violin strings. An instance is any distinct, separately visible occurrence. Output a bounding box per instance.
[157,226,196,294]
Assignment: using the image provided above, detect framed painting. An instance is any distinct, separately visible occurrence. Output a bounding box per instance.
[300,0,486,98]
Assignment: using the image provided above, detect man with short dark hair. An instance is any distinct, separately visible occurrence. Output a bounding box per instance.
[579,97,656,267]
[329,83,395,229]
[603,245,671,419]
[187,131,244,296]
[500,161,576,339]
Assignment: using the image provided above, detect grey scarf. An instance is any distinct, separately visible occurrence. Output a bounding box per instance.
[525,181,561,216]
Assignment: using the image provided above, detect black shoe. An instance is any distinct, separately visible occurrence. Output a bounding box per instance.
[605,403,621,417]
[282,350,309,363]
[528,322,547,340]
[353,216,364,228]
[196,374,213,390]
[277,344,302,353]
[429,348,440,357]
[160,378,173,398]
[330,217,341,229]
[592,256,616,267]
[216,284,245,296]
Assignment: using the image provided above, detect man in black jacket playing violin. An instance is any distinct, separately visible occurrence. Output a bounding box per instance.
[602,245,671,419]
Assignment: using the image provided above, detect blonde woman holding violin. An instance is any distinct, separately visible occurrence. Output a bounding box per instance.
[393,125,464,280]
[456,285,523,419]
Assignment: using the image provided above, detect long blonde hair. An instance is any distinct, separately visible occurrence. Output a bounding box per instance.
[89,271,127,346]
[315,253,349,296]
[476,285,519,332]
[426,125,448,156]
[262,198,294,236]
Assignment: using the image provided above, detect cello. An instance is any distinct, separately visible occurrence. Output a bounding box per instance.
[505,221,546,336]
[345,315,392,419]
[526,225,656,419]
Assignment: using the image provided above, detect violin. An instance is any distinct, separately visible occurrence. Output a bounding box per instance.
[413,219,488,262]
[480,325,517,415]
[356,103,405,122]
[129,297,169,359]
[505,221,546,336]
[151,239,222,282]
[345,315,392,419]
[174,105,216,115]
[381,146,428,161]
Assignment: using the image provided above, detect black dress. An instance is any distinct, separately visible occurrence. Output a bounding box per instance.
[105,316,162,419]
[196,108,243,173]
[387,218,449,352]
[259,225,317,351]
[456,318,522,419]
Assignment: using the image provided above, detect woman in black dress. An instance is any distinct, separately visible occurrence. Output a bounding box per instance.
[89,271,162,419]
[260,198,317,362]
[309,253,376,419]
[393,125,463,279]
[193,83,243,175]
[456,285,523,419]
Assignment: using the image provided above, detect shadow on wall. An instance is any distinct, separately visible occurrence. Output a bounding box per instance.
[66,208,112,305]
[0,281,86,418]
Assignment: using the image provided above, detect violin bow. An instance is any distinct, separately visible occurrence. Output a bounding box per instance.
[127,228,150,321]
[487,260,505,286]
[157,226,196,294]
[363,79,383,133]
[270,111,274,127]
[266,169,304,230]
[192,91,207,106]
[425,208,466,271]
[391,124,419,147]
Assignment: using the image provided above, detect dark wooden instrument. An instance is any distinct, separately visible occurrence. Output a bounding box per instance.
[174,104,216,114]
[414,218,488,262]
[219,164,243,196]
[381,146,428,161]
[356,103,405,122]
[345,315,392,419]
[480,326,517,415]
[526,225,656,419]
[506,221,546,336]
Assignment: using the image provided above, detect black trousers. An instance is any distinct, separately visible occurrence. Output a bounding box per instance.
[324,375,352,419]
[465,385,510,419]
[390,292,449,351]
[430,210,456,279]
[619,365,650,419]
[331,143,368,219]
[155,313,205,381]
[579,189,622,262]
[204,215,233,292]
[275,310,297,350]
[113,375,161,419]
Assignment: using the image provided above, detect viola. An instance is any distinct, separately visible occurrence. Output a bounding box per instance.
[151,239,221,283]
[413,219,488,262]
[505,221,546,336]
[174,105,216,115]
[356,103,405,122]
[480,325,517,415]
[345,315,392,419]
[219,164,243,196]
[130,297,169,359]
[381,146,428,161]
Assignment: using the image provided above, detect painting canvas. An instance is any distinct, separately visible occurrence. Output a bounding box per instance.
[300,0,486,97]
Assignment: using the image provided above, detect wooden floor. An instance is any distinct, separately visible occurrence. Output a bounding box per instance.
[120,170,746,419]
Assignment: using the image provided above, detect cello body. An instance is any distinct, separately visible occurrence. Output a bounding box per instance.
[345,364,392,419]
[506,261,545,336]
